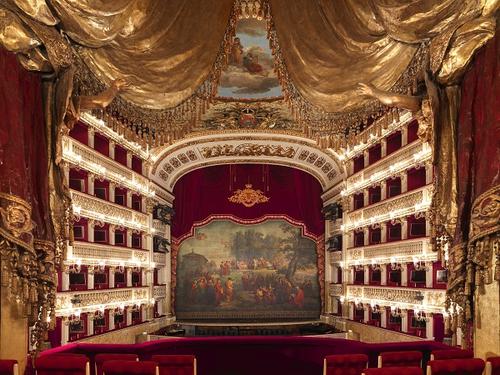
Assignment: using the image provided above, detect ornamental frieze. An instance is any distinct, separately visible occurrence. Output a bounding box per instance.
[200,143,296,159]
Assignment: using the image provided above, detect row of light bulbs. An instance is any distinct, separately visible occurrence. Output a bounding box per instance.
[72,204,150,232]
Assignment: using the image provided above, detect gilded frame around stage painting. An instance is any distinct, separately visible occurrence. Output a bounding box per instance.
[172,216,324,321]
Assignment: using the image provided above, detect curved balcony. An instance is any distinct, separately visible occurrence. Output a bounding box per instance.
[343,185,432,231]
[71,190,150,232]
[63,135,153,197]
[69,241,150,266]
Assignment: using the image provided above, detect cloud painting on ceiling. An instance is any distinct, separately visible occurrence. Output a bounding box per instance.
[217,18,282,99]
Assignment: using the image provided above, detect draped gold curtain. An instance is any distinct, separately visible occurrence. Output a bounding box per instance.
[268,0,489,112]
[48,0,234,109]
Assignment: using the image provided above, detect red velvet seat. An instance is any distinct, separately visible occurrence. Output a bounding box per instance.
[0,360,18,375]
[426,358,485,375]
[102,360,158,375]
[430,349,473,360]
[363,367,422,375]
[35,354,90,375]
[95,354,139,375]
[151,355,196,375]
[378,350,422,368]
[324,354,368,375]
[486,356,500,375]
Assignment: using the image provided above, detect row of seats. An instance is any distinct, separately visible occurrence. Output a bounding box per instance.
[324,349,500,375]
[0,354,196,375]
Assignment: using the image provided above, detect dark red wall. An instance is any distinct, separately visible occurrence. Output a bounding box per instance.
[172,164,324,239]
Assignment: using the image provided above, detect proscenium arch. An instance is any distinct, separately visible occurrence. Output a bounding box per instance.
[150,133,345,193]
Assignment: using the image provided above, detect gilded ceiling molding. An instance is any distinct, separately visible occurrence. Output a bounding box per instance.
[150,134,344,192]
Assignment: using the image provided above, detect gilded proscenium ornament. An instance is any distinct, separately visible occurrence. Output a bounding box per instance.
[228,184,270,208]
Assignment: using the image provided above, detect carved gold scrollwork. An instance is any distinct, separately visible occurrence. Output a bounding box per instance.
[228,184,270,208]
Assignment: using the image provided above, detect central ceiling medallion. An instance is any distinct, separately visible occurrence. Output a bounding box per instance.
[228,184,270,208]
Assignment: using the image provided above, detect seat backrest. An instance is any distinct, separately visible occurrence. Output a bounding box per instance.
[36,354,89,375]
[0,360,18,375]
[486,356,500,375]
[379,351,422,368]
[363,367,422,375]
[324,354,368,375]
[95,354,139,375]
[427,358,485,375]
[151,355,196,375]
[102,360,157,375]
[430,349,474,361]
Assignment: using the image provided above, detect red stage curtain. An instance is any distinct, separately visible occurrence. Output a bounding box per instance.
[455,26,500,245]
[0,47,53,241]
[171,164,324,239]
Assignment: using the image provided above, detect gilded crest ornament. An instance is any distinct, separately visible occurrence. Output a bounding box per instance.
[228,184,269,208]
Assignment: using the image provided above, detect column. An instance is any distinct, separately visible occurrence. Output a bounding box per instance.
[381,138,387,158]
[401,309,409,333]
[381,222,387,243]
[88,220,95,243]
[126,308,132,326]
[141,233,147,250]
[108,310,115,330]
[126,268,132,287]
[425,163,433,184]
[426,314,434,339]
[61,319,70,345]
[109,267,115,288]
[87,271,95,290]
[109,182,115,204]
[400,173,408,193]
[142,269,148,286]
[381,265,387,286]
[425,262,433,288]
[349,267,355,284]
[381,180,387,200]
[364,265,369,285]
[141,196,147,214]
[141,305,147,321]
[332,266,339,284]
[62,269,70,291]
[401,220,408,240]
[363,150,369,168]
[332,298,338,314]
[381,308,387,328]
[363,227,369,246]
[126,191,132,208]
[363,305,369,323]
[87,174,95,196]
[88,128,95,148]
[87,317,94,337]
[109,141,115,160]
[401,264,408,286]
[425,217,431,237]
[363,188,369,207]
[109,225,116,246]
[63,163,70,185]
[401,125,408,146]
[349,303,354,320]
[126,152,132,169]
[126,230,132,248]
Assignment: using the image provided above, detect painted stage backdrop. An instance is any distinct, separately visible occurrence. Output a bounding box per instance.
[175,219,321,321]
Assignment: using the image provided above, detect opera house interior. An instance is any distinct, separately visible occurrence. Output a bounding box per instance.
[0,1,499,374]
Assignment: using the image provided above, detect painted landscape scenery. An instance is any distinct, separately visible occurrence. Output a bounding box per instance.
[176,219,320,321]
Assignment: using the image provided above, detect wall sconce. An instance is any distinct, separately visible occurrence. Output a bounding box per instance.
[68,259,82,273]
[412,257,428,271]
[413,308,428,322]
[115,263,125,274]
[90,261,105,274]
[390,306,403,317]
[371,260,381,271]
[68,309,82,324]
[389,257,402,270]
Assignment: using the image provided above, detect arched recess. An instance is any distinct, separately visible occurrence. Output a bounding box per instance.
[150,133,344,193]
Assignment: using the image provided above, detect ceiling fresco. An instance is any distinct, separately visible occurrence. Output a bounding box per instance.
[217,18,282,99]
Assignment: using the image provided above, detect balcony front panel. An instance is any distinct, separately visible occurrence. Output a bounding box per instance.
[69,241,150,265]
